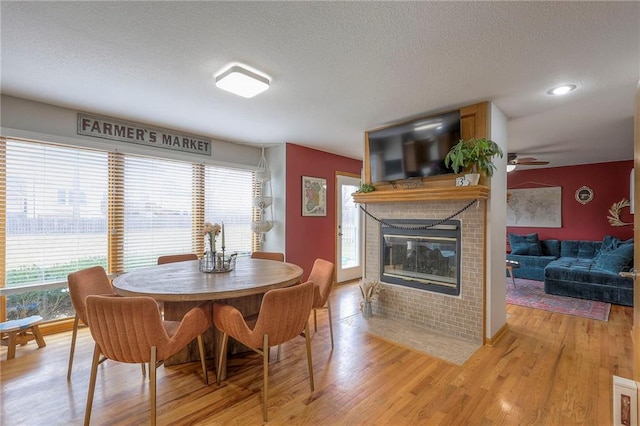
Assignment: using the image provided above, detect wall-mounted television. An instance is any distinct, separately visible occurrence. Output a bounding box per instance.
[367,110,461,183]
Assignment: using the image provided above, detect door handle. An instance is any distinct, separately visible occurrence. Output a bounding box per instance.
[619,271,636,279]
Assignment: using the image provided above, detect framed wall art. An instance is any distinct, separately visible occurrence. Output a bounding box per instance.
[575,186,594,205]
[506,186,562,227]
[302,176,327,216]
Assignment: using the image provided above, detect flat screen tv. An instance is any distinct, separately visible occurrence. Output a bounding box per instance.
[367,110,461,183]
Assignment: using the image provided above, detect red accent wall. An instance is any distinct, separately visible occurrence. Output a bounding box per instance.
[285,143,362,280]
[507,160,633,246]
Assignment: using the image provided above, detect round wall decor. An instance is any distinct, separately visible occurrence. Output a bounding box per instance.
[575,186,594,204]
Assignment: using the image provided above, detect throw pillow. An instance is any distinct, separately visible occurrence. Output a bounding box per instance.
[595,236,634,261]
[600,235,619,253]
[508,233,542,256]
[595,243,634,274]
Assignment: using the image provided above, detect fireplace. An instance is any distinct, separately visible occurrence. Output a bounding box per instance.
[380,219,461,296]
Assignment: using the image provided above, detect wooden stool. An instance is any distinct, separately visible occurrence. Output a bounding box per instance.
[0,315,46,360]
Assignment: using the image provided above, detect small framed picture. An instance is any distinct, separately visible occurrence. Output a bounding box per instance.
[575,186,594,204]
[302,176,327,216]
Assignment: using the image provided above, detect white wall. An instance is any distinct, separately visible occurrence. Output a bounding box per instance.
[262,144,286,254]
[1,95,288,250]
[486,102,509,340]
[1,95,262,168]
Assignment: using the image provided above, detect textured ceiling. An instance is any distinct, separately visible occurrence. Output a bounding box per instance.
[1,1,639,169]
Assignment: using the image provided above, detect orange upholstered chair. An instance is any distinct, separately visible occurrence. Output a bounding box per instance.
[250,251,285,262]
[83,295,211,426]
[156,254,198,316]
[157,253,198,265]
[66,266,115,379]
[213,281,315,422]
[308,258,336,348]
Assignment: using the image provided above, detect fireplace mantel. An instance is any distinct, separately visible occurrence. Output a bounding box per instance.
[352,185,489,204]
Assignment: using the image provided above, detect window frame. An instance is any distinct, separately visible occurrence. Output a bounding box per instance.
[1,136,261,329]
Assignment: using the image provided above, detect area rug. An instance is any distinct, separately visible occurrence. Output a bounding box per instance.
[507,278,611,321]
[340,314,481,365]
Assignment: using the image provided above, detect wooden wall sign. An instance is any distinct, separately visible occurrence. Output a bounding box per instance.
[77,112,212,156]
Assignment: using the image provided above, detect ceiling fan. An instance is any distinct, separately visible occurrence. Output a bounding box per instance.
[507,153,550,171]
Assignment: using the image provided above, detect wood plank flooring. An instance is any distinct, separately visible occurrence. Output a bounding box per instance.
[0,281,633,425]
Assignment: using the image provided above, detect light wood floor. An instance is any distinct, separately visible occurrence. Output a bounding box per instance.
[0,281,633,425]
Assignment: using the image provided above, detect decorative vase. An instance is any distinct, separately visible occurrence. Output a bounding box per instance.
[362,301,372,319]
[465,173,480,185]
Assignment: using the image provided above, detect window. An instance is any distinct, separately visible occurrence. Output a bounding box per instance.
[4,139,108,321]
[205,165,255,256]
[123,156,195,271]
[2,137,259,322]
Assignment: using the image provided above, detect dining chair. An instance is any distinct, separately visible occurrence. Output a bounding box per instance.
[83,295,211,426]
[308,258,336,348]
[66,266,115,380]
[156,254,198,317]
[157,253,198,265]
[250,251,285,262]
[213,281,315,422]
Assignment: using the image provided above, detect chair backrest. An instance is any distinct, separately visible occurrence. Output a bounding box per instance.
[308,259,335,309]
[253,281,314,347]
[250,251,285,262]
[157,253,198,265]
[85,295,173,363]
[67,266,114,324]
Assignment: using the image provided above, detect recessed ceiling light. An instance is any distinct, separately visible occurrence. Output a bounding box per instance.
[215,65,270,98]
[547,84,577,96]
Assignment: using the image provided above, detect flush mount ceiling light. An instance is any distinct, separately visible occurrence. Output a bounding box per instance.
[215,65,270,98]
[506,164,517,172]
[547,84,577,96]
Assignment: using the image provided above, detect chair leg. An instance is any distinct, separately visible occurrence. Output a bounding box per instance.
[197,334,208,385]
[67,315,80,380]
[32,325,46,348]
[216,333,228,386]
[141,363,146,377]
[150,346,157,426]
[84,343,101,426]
[327,300,334,349]
[262,334,269,423]
[313,309,318,332]
[6,331,16,360]
[304,321,314,391]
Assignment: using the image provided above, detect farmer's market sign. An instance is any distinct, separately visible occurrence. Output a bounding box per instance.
[77,112,211,156]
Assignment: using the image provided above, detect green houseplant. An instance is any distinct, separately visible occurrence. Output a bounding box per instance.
[356,182,375,193]
[444,137,504,178]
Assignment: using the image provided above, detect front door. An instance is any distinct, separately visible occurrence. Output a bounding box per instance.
[336,173,362,283]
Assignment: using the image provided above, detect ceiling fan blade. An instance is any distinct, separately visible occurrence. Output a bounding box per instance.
[517,160,550,165]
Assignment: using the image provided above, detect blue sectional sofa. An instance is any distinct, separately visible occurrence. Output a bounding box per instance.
[507,234,634,306]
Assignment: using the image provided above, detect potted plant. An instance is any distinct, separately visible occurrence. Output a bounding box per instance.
[444,138,504,185]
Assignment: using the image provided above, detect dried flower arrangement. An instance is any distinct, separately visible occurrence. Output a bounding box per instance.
[359,279,382,303]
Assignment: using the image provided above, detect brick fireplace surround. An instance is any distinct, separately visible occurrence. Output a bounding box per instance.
[363,199,485,344]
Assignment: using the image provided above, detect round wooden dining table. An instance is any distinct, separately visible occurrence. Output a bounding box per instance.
[112,257,303,375]
[112,257,303,301]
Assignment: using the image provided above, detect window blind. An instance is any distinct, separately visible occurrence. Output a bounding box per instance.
[5,139,109,286]
[205,165,255,256]
[4,138,258,283]
[123,155,197,271]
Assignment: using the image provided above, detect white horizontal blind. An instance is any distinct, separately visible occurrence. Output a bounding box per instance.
[123,155,196,271]
[4,139,258,281]
[205,165,255,257]
[5,139,108,286]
